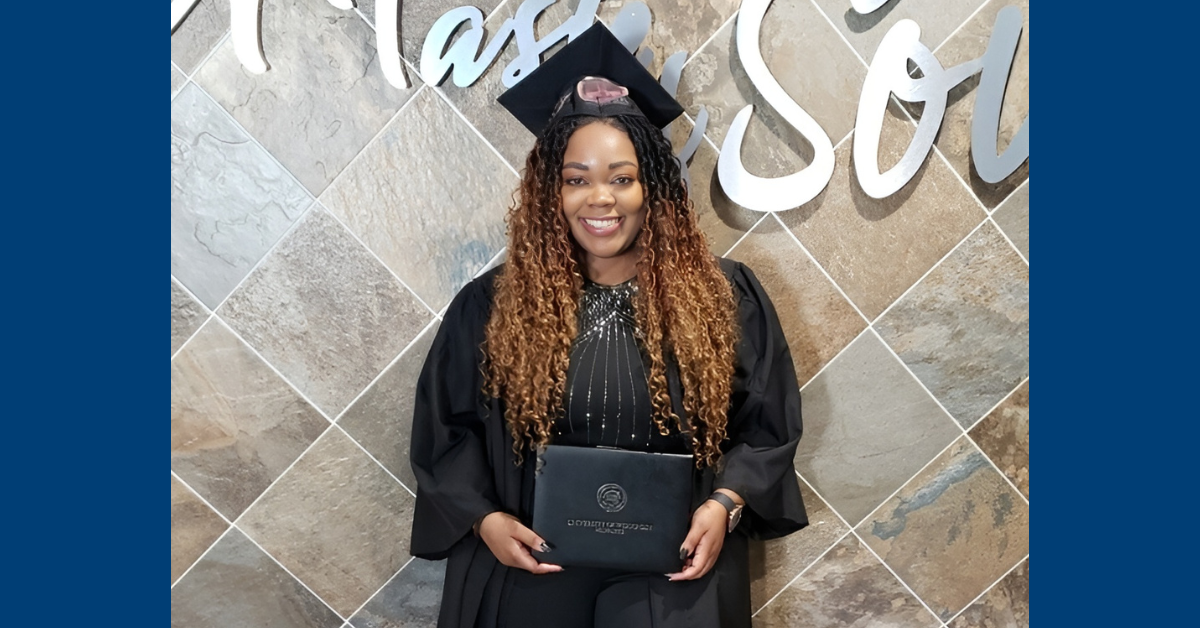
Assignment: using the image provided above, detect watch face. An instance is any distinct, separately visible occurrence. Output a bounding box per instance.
[728,507,742,532]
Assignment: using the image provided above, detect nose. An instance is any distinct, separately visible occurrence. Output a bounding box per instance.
[589,184,614,206]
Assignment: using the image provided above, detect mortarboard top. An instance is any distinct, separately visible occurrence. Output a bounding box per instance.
[497,22,684,138]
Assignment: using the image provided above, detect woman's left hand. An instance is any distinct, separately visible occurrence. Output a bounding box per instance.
[666,499,729,581]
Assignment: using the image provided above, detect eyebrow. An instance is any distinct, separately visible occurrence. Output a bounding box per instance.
[562,161,638,170]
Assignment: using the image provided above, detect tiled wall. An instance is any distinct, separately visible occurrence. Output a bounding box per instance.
[170,1,1029,626]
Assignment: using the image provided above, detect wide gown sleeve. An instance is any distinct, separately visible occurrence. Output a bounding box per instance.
[409,278,502,560]
[713,259,809,540]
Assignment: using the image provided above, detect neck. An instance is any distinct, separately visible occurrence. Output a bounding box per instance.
[584,253,639,286]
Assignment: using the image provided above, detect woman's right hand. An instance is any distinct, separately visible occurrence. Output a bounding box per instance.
[476,512,564,574]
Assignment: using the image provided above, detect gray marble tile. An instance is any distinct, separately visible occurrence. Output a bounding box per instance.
[171,319,329,519]
[749,477,848,614]
[193,1,421,195]
[683,135,765,256]
[171,528,342,628]
[171,475,228,583]
[596,0,740,77]
[338,320,440,492]
[857,437,1029,620]
[171,277,209,355]
[171,83,313,309]
[238,429,417,618]
[949,559,1028,628]
[810,0,988,63]
[970,380,1029,499]
[993,182,1029,261]
[727,220,866,386]
[349,558,447,628]
[875,222,1029,428]
[676,0,867,175]
[320,88,513,312]
[172,63,188,99]
[218,207,432,417]
[171,0,229,75]
[930,0,1029,209]
[751,535,940,628]
[777,127,987,319]
[794,332,960,527]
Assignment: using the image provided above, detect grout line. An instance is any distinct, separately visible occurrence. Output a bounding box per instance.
[866,326,970,431]
[171,525,237,590]
[851,528,949,626]
[346,556,418,622]
[796,323,874,394]
[987,215,1028,265]
[183,30,230,82]
[320,206,443,318]
[806,0,871,70]
[332,317,441,425]
[427,82,523,179]
[680,10,740,72]
[933,0,994,55]
[720,213,772,258]
[475,246,509,278]
[961,429,1029,506]
[848,428,970,531]
[170,471,235,589]
[332,422,417,497]
[750,529,854,617]
[943,554,1028,625]
[990,176,1029,216]
[771,213,871,324]
[868,216,988,326]
[236,523,350,623]
[170,275,215,362]
[170,313,216,363]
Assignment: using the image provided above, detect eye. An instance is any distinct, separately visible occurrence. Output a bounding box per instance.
[563,176,586,186]
[613,175,636,185]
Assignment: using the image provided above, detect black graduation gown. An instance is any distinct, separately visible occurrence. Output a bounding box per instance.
[409,258,808,628]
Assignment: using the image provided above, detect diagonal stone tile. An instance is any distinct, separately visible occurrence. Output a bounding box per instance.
[320,88,513,312]
[810,0,988,63]
[970,380,1029,499]
[676,0,867,176]
[171,527,342,628]
[726,219,866,386]
[349,558,447,628]
[948,559,1028,628]
[596,0,740,77]
[751,534,940,628]
[795,332,959,527]
[857,437,1029,621]
[171,82,313,309]
[355,0,505,62]
[993,181,1029,261]
[172,277,209,355]
[682,134,763,256]
[172,63,187,98]
[875,221,1029,428]
[749,477,849,614]
[218,207,432,417]
[238,429,417,618]
[777,129,986,319]
[171,475,228,583]
[171,0,229,75]
[171,319,329,520]
[193,1,422,195]
[338,320,440,492]
[930,0,1029,209]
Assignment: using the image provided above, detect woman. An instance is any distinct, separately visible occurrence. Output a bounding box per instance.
[410,23,807,628]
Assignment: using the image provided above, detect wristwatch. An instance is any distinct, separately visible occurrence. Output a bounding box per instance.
[707,492,744,533]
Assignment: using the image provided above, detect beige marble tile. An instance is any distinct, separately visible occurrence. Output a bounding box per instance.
[777,130,986,319]
[171,475,228,583]
[949,559,1028,628]
[171,319,329,519]
[751,535,940,628]
[596,0,740,76]
[171,277,209,355]
[993,182,1029,261]
[749,477,848,614]
[931,0,1029,209]
[218,207,433,417]
[810,0,988,63]
[194,2,421,195]
[795,332,960,527]
[875,222,1029,428]
[349,558,446,628]
[171,0,228,75]
[171,528,342,628]
[684,136,764,256]
[320,88,514,312]
[971,380,1029,499]
[238,429,417,618]
[858,437,1029,620]
[338,321,440,492]
[171,83,313,309]
[726,220,866,386]
[676,0,867,175]
[172,63,187,98]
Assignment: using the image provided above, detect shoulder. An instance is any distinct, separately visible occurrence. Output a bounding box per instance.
[444,263,504,322]
[714,256,767,305]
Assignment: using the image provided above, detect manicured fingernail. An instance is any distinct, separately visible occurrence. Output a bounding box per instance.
[540,543,552,553]
[679,547,689,560]
[665,574,674,581]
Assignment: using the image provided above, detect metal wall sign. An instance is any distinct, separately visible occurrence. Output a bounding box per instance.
[173,0,1029,210]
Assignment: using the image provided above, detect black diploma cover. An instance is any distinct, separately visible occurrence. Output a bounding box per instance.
[531,445,693,572]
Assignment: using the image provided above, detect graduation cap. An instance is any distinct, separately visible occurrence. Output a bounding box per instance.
[497,22,684,138]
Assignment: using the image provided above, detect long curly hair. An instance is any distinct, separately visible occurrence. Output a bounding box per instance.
[484,113,738,468]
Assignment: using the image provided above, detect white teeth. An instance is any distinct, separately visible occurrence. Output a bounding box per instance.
[582,217,619,227]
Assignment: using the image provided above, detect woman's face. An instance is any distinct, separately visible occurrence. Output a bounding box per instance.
[559,121,647,282]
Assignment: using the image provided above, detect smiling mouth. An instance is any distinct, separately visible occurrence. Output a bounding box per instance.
[582,217,621,228]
